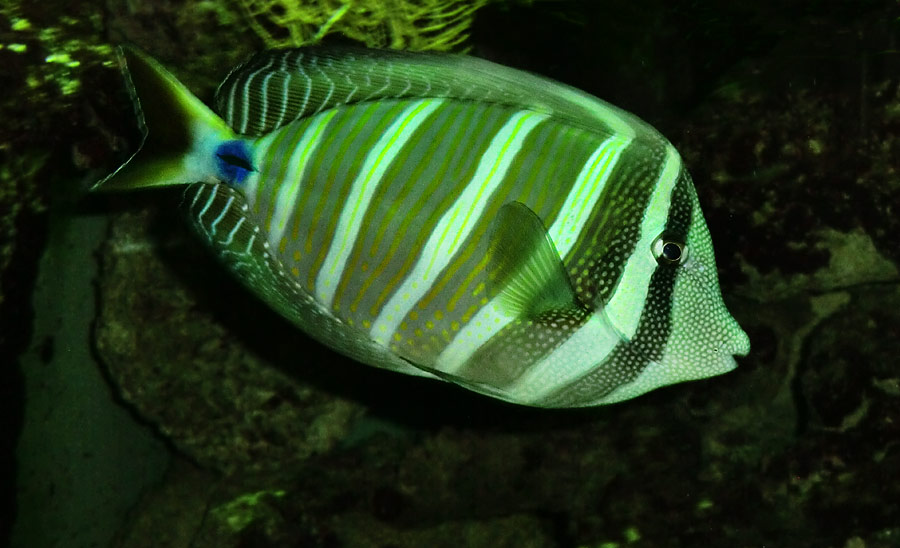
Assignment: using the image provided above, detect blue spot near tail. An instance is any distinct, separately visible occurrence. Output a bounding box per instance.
[215,140,254,186]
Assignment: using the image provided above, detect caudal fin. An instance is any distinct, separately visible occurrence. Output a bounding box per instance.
[92,46,235,191]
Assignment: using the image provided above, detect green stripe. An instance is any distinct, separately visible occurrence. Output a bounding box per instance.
[306,100,413,289]
[365,102,506,318]
[345,101,475,320]
[401,120,606,363]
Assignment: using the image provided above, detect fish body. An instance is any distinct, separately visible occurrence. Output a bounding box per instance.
[96,46,750,407]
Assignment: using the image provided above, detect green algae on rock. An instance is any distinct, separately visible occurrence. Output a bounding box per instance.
[94,207,366,475]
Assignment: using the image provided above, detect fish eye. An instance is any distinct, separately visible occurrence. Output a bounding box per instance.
[652,233,688,265]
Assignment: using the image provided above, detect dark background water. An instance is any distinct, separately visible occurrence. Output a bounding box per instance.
[2,0,900,546]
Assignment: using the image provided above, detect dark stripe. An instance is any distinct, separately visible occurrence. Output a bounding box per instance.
[387,117,607,364]
[538,168,694,406]
[456,307,592,389]
[565,138,668,308]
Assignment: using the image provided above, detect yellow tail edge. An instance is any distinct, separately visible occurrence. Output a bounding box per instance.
[92,46,234,192]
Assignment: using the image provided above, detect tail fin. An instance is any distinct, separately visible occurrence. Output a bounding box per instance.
[92,46,235,191]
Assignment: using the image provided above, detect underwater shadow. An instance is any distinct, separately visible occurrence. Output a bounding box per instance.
[142,193,612,435]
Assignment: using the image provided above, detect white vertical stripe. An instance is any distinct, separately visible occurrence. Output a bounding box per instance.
[225,80,236,126]
[435,135,631,373]
[244,227,258,255]
[237,57,275,133]
[223,216,245,246]
[257,72,275,129]
[369,110,548,346]
[311,59,335,116]
[271,54,290,129]
[508,309,624,403]
[342,70,358,104]
[549,135,631,256]
[604,144,681,340]
[265,110,339,244]
[190,185,217,241]
[315,99,443,307]
[188,184,204,210]
[208,195,234,236]
[197,185,217,219]
[289,51,313,118]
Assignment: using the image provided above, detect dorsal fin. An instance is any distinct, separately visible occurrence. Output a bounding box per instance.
[213,46,644,138]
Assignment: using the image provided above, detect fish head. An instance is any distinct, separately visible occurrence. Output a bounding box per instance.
[664,172,750,369]
[601,169,750,404]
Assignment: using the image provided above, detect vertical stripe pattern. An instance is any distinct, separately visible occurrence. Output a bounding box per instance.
[182,47,750,407]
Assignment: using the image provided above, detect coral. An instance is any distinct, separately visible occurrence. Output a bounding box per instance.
[237,0,491,51]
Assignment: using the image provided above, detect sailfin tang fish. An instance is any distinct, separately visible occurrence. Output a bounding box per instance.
[95,45,750,407]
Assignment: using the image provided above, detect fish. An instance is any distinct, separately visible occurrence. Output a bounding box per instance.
[94,45,750,407]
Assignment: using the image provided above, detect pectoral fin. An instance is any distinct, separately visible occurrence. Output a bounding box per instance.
[487,201,585,318]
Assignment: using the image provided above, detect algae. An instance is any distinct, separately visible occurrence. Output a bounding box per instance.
[238,0,492,50]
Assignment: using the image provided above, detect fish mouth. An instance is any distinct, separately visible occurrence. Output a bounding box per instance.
[702,324,750,377]
[699,318,749,377]
[723,319,751,357]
